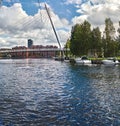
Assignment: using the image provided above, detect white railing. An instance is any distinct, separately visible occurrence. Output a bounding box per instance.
[0,48,68,53]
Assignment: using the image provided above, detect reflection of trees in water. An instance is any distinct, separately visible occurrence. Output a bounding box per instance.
[90,65,120,123]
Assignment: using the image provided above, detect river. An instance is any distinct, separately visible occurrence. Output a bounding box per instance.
[0,59,120,126]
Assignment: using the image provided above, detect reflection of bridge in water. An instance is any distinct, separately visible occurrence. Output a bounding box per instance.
[0,48,68,58]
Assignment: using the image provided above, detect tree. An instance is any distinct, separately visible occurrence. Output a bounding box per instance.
[117,21,120,50]
[81,20,91,54]
[104,18,116,57]
[70,21,91,56]
[91,27,102,57]
[104,18,115,40]
[69,18,119,57]
[64,39,71,57]
[117,21,120,39]
[70,24,82,56]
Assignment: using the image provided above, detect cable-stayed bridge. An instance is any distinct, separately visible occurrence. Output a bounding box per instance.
[0,48,68,58]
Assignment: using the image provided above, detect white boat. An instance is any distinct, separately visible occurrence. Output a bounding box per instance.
[102,58,119,65]
[64,57,70,63]
[75,56,91,65]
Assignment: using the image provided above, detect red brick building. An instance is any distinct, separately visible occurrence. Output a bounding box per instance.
[11,45,59,58]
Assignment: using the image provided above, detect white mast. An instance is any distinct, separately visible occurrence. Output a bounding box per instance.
[44,3,64,59]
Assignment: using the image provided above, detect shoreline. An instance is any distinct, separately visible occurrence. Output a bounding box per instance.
[0,57,120,65]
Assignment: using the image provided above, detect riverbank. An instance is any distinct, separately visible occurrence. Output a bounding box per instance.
[69,58,103,64]
[69,58,120,64]
[0,56,120,65]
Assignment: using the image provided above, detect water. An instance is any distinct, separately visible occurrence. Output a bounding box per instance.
[0,59,120,126]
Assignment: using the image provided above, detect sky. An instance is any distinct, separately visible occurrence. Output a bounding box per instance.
[0,0,120,48]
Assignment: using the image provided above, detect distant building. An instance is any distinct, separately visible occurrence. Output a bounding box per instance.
[28,39,33,48]
[10,45,59,58]
[12,46,28,58]
[28,45,58,58]
[0,39,61,58]
[12,46,27,50]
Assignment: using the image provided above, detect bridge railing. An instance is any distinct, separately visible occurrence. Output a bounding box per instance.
[0,48,67,53]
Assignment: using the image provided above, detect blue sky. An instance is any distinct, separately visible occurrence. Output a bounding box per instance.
[0,0,120,48]
[2,0,80,21]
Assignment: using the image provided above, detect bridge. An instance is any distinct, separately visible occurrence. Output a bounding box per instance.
[0,48,63,53]
[0,48,69,58]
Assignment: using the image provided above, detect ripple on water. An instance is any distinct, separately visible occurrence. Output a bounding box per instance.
[0,59,120,125]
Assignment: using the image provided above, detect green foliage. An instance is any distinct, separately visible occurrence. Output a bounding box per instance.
[117,21,120,50]
[70,21,91,56]
[90,27,102,56]
[103,18,117,57]
[64,39,71,57]
[64,39,70,49]
[66,18,120,57]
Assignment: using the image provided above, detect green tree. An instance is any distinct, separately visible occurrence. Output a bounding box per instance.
[81,20,91,54]
[64,39,70,49]
[117,21,120,41]
[91,27,102,57]
[64,39,71,57]
[104,18,116,57]
[70,21,91,56]
[117,21,120,50]
[70,24,82,56]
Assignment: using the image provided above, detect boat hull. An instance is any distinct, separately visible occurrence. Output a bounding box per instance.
[102,60,117,65]
[75,58,91,65]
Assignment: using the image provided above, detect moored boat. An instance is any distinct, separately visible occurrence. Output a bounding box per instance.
[75,56,91,65]
[64,57,70,63]
[102,58,119,65]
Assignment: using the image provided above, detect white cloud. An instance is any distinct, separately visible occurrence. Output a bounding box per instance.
[0,0,120,48]
[106,0,120,4]
[0,3,70,48]
[72,0,120,33]
[65,0,82,5]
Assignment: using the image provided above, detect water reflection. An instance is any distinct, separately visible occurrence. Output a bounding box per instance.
[87,65,120,125]
[0,59,120,125]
